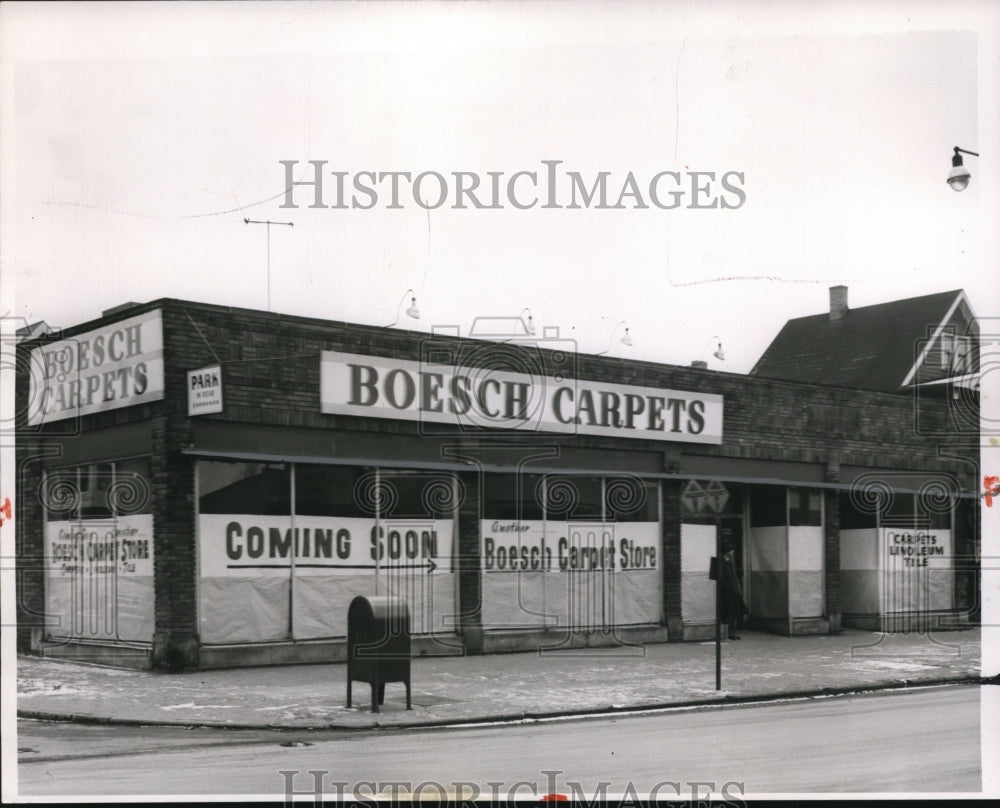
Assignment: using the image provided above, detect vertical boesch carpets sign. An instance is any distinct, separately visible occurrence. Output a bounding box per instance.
[320,350,723,443]
[28,310,165,425]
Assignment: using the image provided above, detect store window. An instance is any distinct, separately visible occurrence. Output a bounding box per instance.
[113,458,152,514]
[544,475,603,519]
[840,491,878,529]
[198,461,290,515]
[879,489,951,530]
[79,462,114,518]
[380,472,449,518]
[42,458,155,644]
[483,473,544,520]
[295,465,369,517]
[44,468,79,521]
[605,477,658,522]
[918,489,952,530]
[43,459,152,520]
[749,485,786,527]
[879,492,915,527]
[788,487,822,526]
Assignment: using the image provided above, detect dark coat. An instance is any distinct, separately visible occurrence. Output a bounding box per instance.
[719,552,748,620]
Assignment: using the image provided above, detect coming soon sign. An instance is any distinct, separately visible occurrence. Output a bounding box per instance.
[320,350,723,444]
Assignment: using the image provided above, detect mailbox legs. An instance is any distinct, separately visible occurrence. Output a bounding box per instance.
[346,676,412,713]
[372,680,411,712]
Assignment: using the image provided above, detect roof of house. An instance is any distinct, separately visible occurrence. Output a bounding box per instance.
[15,321,51,341]
[750,289,969,392]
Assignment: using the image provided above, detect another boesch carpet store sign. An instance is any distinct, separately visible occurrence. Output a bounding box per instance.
[320,351,723,443]
[482,521,659,572]
[27,310,165,425]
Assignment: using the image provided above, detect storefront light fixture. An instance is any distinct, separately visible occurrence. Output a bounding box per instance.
[386,288,420,327]
[597,321,632,355]
[519,307,536,336]
[947,146,979,192]
[704,335,725,362]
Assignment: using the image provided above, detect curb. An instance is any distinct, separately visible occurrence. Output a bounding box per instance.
[17,674,989,732]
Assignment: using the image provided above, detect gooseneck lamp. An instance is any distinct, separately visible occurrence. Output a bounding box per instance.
[386,288,420,327]
[596,321,632,355]
[519,307,536,337]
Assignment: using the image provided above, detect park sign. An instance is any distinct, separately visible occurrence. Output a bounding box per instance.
[27,310,165,425]
[320,351,723,444]
[188,364,223,415]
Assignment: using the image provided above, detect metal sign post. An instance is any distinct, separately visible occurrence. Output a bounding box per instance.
[682,479,730,692]
[715,518,722,691]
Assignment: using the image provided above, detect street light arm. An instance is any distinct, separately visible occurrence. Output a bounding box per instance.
[954,147,979,158]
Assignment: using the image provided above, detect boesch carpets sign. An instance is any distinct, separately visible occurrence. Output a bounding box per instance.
[320,350,723,443]
[27,311,165,425]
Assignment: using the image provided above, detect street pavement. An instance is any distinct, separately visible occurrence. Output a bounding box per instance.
[17,628,983,730]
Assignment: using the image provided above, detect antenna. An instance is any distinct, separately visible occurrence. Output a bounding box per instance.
[244,218,294,311]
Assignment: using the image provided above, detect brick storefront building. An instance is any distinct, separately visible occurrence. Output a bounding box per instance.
[15,297,979,670]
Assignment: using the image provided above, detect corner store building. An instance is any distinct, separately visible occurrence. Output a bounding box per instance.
[15,298,979,670]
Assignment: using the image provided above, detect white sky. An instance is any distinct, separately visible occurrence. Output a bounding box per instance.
[1,0,998,374]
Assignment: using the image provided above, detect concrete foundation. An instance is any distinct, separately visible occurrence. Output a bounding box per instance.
[749,617,832,636]
[842,610,970,633]
[39,640,153,670]
[481,625,670,654]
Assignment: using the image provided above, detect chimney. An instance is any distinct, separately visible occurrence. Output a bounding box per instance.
[690,360,708,369]
[829,285,848,321]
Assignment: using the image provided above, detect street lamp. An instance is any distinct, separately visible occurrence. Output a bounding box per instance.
[596,321,632,355]
[947,146,979,192]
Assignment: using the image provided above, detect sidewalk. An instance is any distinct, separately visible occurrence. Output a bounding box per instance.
[17,628,983,730]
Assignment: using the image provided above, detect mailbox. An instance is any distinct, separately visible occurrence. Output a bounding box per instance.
[346,595,411,713]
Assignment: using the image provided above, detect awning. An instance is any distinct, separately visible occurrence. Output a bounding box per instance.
[180,447,979,499]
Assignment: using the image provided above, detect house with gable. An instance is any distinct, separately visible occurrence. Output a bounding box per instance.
[751,285,979,394]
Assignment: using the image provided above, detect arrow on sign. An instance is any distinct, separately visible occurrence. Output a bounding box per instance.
[227,559,439,573]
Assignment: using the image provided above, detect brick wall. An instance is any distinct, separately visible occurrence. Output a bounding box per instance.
[661,480,683,638]
[156,299,975,479]
[14,446,49,652]
[150,416,198,670]
[823,489,841,631]
[455,470,483,652]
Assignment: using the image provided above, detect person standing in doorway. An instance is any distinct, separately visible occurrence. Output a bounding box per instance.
[719,538,748,639]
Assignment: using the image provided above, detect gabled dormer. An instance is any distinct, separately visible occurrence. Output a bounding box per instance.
[900,290,978,391]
